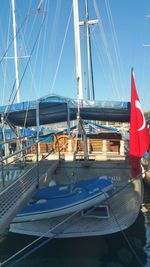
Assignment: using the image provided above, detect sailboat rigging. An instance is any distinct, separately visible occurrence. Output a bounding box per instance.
[0,0,149,239]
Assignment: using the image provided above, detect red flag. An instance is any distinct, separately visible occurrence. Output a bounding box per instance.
[129,69,150,178]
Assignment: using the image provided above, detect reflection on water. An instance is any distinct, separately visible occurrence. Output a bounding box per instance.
[0,183,150,267]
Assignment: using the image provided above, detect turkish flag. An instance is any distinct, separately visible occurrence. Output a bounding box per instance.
[129,70,150,178]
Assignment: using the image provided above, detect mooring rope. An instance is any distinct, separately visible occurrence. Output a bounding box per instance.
[1,181,111,266]
[0,174,145,266]
[0,210,81,267]
[102,180,144,267]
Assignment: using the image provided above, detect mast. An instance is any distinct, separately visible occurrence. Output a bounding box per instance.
[85,0,91,100]
[11,0,20,103]
[73,0,89,159]
[73,0,83,100]
[80,0,98,100]
[11,0,22,155]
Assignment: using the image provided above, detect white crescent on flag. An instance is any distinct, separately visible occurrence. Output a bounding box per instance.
[135,100,146,131]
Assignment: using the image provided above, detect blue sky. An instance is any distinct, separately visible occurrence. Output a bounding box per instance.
[0,0,150,111]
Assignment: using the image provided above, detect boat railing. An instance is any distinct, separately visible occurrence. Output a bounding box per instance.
[49,134,128,157]
[0,133,129,190]
[1,133,128,158]
[0,134,59,232]
[0,133,57,190]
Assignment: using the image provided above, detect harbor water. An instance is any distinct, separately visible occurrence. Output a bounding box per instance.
[0,183,150,267]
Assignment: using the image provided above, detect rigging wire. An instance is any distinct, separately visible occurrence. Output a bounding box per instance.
[1,210,81,267]
[92,31,116,99]
[0,15,29,66]
[23,101,30,129]
[42,0,62,95]
[103,186,144,267]
[89,31,95,100]
[1,180,111,266]
[0,1,12,106]
[0,8,40,111]
[50,4,73,94]
[140,17,150,111]
[2,1,48,119]
[3,12,48,122]
[1,176,144,266]
[20,11,47,100]
[5,1,46,106]
[92,0,121,100]
[47,0,62,64]
[36,0,50,98]
[17,7,41,103]
[37,0,45,11]
[16,2,49,101]
[105,0,125,100]
[22,0,32,36]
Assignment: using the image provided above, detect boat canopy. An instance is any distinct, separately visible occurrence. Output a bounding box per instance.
[0,94,130,127]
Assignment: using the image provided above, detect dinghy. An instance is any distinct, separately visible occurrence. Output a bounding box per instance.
[13,177,113,223]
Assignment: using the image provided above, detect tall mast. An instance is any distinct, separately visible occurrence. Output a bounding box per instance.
[73,0,83,100]
[80,0,98,100]
[85,0,91,100]
[11,0,20,103]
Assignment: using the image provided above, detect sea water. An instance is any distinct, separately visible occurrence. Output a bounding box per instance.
[0,183,149,267]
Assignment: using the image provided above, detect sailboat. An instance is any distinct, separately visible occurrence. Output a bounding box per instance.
[0,0,149,238]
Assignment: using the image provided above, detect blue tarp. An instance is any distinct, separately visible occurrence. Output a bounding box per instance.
[0,128,37,140]
[0,94,130,127]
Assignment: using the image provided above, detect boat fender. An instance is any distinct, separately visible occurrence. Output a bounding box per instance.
[49,179,56,187]
[98,176,108,180]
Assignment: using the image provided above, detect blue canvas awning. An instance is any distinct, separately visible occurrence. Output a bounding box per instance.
[0,94,130,127]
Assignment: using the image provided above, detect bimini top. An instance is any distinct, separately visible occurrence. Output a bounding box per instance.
[0,94,130,127]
